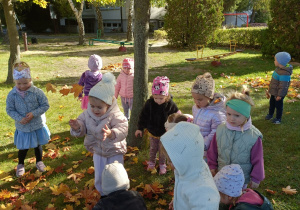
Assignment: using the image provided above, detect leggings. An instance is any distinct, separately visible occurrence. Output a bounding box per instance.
[18,145,43,164]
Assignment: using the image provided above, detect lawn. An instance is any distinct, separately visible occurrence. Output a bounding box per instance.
[0,33,299,210]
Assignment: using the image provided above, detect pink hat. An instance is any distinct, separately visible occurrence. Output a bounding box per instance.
[152,76,170,96]
[122,58,134,69]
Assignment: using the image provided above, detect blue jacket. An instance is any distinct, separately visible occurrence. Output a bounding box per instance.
[6,86,49,132]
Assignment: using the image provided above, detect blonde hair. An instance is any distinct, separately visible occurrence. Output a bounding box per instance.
[13,62,30,72]
[226,85,254,106]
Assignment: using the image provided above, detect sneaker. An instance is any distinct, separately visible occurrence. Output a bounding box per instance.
[16,164,25,177]
[147,162,155,171]
[265,114,273,120]
[36,161,46,172]
[272,118,281,124]
[159,164,167,175]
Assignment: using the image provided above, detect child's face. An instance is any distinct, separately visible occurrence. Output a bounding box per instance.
[153,94,167,105]
[274,57,280,67]
[219,192,232,205]
[123,68,131,75]
[192,92,210,108]
[226,106,247,127]
[15,78,32,91]
[89,97,109,117]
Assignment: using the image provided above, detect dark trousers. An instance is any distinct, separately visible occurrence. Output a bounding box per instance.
[268,95,284,119]
[18,145,43,164]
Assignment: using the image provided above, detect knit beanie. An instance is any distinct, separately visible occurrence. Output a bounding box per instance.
[191,72,215,99]
[275,52,291,66]
[89,72,116,105]
[102,161,130,195]
[213,164,245,197]
[122,58,134,69]
[88,54,103,72]
[152,76,170,96]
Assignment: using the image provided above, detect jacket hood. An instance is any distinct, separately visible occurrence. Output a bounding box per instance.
[206,93,226,111]
[276,64,293,75]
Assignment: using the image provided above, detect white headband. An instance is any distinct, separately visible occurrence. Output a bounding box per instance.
[13,68,31,80]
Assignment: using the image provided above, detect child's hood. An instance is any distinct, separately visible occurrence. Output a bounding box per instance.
[207,93,226,111]
[276,64,293,75]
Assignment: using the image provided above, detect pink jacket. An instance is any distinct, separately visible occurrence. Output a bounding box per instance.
[70,98,128,157]
[115,71,134,99]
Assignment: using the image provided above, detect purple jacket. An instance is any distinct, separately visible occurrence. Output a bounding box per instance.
[78,70,102,96]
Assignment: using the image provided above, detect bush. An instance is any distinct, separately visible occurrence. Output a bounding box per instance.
[154,29,167,40]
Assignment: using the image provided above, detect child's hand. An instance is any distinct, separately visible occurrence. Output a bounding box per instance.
[102,124,112,141]
[135,130,143,138]
[249,181,259,189]
[210,169,217,177]
[26,112,34,122]
[276,96,282,101]
[20,117,29,125]
[69,119,80,131]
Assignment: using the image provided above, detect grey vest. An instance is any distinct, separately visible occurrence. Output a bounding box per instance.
[216,124,262,183]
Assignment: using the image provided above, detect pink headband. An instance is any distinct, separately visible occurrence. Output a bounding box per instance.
[152,76,170,96]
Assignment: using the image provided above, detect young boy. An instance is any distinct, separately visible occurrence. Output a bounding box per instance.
[265,52,293,124]
[92,161,146,210]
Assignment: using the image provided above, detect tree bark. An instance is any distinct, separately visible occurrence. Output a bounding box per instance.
[127,0,150,147]
[127,0,133,41]
[95,6,104,37]
[2,0,20,84]
[250,9,256,23]
[67,0,85,45]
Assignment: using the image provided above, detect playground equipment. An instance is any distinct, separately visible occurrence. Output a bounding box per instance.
[89,29,133,51]
[185,40,240,62]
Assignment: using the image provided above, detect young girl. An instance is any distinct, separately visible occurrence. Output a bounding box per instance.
[6,62,50,177]
[207,86,265,189]
[69,72,128,195]
[161,122,220,209]
[191,72,226,155]
[115,58,134,120]
[214,164,274,210]
[164,113,192,131]
[135,76,179,175]
[78,54,103,110]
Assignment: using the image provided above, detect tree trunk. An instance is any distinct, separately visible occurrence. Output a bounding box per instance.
[127,0,150,147]
[250,9,256,23]
[67,0,85,45]
[127,0,133,41]
[2,0,20,84]
[95,6,104,37]
[0,17,3,34]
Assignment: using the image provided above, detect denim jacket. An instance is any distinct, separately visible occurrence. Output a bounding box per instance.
[6,86,49,132]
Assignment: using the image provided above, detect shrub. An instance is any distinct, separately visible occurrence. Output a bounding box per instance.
[154,29,167,40]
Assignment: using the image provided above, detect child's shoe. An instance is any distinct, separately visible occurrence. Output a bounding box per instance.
[272,118,281,124]
[36,161,46,172]
[16,164,25,177]
[265,114,273,120]
[159,164,167,175]
[147,162,155,171]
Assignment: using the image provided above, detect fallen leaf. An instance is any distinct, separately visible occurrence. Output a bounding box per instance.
[59,85,71,96]
[86,167,94,175]
[282,186,297,195]
[46,83,57,93]
[58,115,64,121]
[265,189,276,195]
[46,143,57,150]
[158,199,167,206]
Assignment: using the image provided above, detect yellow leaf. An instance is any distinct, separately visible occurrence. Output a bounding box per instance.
[5,132,14,137]
[70,84,84,98]
[73,165,79,169]
[131,157,138,164]
[45,166,52,171]
[81,151,86,155]
[158,199,167,206]
[86,167,94,175]
[46,143,57,150]
[0,203,13,210]
[1,176,13,182]
[84,179,95,188]
[8,154,14,158]
[46,83,57,93]
[64,205,74,210]
[58,115,64,121]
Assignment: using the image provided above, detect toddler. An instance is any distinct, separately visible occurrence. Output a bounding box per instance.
[191,72,226,154]
[135,76,179,175]
[161,122,220,210]
[214,164,274,210]
[69,72,128,195]
[265,52,293,124]
[78,54,103,110]
[207,86,265,189]
[115,58,134,120]
[6,62,50,177]
[92,161,147,210]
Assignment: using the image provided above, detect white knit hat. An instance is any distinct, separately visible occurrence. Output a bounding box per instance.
[102,161,130,195]
[89,72,116,105]
[213,164,245,197]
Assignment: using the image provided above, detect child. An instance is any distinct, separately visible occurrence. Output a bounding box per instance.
[161,122,220,210]
[6,62,50,177]
[115,58,134,120]
[207,86,265,189]
[78,54,103,110]
[214,164,274,210]
[69,72,128,195]
[265,52,293,124]
[164,113,192,131]
[191,72,226,156]
[92,161,147,210]
[135,76,179,175]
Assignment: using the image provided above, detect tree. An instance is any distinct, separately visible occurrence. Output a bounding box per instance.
[164,0,223,49]
[126,0,133,41]
[223,0,242,12]
[2,0,47,84]
[236,0,270,23]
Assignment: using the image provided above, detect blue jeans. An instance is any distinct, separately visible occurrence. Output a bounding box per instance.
[268,95,284,119]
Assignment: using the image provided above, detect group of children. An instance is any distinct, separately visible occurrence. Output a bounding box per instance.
[6,51,293,209]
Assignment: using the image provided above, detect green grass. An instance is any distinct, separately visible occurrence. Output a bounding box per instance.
[0,33,299,209]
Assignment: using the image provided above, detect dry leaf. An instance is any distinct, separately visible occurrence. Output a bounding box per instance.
[282,186,297,195]
[265,189,276,194]
[46,83,57,93]
[70,84,83,98]
[158,199,167,206]
[59,85,71,96]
